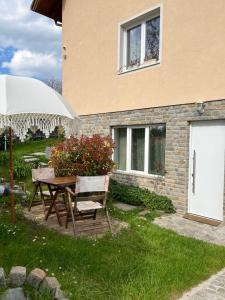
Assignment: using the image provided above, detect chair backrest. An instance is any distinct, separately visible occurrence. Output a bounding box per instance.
[32,167,55,182]
[75,175,109,194]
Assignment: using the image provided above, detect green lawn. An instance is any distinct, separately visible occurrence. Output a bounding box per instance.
[1,139,225,299]
[1,210,225,300]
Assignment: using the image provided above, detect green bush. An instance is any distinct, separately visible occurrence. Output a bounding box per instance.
[142,193,175,213]
[0,151,37,179]
[109,179,176,213]
[50,135,115,176]
[109,179,144,205]
[14,157,32,179]
[0,152,9,165]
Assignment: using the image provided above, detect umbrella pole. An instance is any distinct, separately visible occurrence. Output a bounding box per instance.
[9,127,15,224]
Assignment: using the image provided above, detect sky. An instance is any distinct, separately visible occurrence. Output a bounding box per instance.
[0,0,61,81]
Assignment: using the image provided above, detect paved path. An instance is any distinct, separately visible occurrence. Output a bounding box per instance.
[178,268,225,300]
[153,214,225,246]
[113,201,138,211]
[24,206,128,238]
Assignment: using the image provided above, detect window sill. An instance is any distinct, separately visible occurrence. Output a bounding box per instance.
[118,60,160,75]
[114,169,165,180]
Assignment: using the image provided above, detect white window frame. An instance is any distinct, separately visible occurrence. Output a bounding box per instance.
[128,126,149,174]
[112,124,165,177]
[118,4,162,74]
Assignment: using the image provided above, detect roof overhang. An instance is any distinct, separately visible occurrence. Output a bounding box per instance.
[31,0,62,25]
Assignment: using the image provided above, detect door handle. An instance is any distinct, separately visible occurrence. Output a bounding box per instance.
[192,150,196,194]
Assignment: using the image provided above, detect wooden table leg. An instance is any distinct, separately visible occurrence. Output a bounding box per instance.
[28,183,39,211]
[44,185,63,227]
[44,191,55,221]
[53,192,63,226]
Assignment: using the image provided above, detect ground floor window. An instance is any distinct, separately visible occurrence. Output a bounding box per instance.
[113,124,166,176]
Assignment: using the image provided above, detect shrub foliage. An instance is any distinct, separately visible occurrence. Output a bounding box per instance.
[14,157,32,179]
[50,135,115,176]
[109,179,176,213]
[0,152,32,179]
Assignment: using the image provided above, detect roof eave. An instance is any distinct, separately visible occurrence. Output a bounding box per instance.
[31,0,62,25]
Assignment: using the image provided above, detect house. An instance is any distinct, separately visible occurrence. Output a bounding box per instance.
[31,0,225,223]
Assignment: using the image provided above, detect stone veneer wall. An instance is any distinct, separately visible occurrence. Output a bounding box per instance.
[80,100,225,213]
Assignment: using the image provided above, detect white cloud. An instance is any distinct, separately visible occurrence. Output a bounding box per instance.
[2,49,61,78]
[0,0,61,79]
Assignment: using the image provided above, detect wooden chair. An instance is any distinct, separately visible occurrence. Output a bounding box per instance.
[29,167,56,212]
[65,175,112,235]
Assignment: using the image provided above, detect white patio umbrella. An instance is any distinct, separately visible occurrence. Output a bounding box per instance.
[0,75,81,223]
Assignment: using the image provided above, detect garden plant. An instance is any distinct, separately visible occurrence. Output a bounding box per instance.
[50,135,115,176]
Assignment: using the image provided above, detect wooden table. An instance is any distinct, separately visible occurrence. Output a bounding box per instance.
[38,176,76,226]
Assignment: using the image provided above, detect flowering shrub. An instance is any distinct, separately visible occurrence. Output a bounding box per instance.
[50,135,115,176]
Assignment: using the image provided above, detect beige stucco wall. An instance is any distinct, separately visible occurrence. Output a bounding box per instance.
[62,0,225,116]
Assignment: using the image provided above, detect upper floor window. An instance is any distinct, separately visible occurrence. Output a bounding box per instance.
[119,6,161,73]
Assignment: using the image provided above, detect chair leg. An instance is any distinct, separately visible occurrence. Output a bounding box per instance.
[105,208,112,234]
[71,207,76,236]
[66,192,76,236]
[93,209,97,220]
[65,210,70,229]
[62,193,67,207]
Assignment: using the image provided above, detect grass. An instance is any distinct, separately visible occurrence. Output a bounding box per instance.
[10,138,60,156]
[1,139,225,299]
[1,209,225,300]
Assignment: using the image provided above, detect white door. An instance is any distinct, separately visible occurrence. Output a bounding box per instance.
[188,121,225,221]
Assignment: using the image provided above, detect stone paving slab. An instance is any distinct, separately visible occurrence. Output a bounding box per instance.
[113,201,138,211]
[24,158,38,163]
[31,152,45,156]
[178,268,225,300]
[24,206,128,238]
[153,214,225,246]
